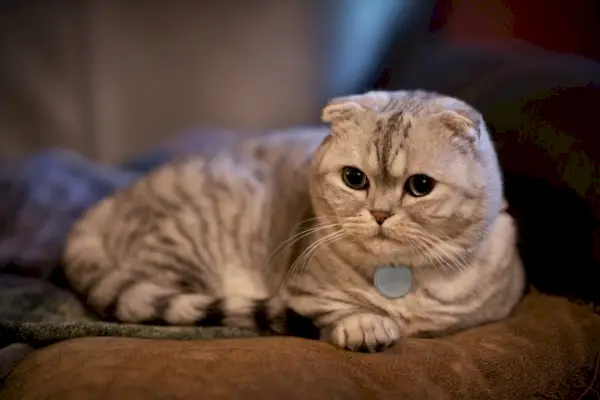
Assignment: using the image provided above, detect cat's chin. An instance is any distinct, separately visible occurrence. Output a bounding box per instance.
[366,232,411,247]
[342,229,418,263]
[368,233,397,244]
[356,235,416,262]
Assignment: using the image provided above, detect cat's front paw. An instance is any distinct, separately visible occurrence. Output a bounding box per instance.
[324,313,401,352]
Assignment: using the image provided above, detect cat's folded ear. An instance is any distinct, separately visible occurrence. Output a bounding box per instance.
[321,91,393,125]
[321,99,363,124]
[436,107,482,149]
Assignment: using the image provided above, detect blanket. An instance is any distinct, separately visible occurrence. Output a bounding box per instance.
[5,294,600,400]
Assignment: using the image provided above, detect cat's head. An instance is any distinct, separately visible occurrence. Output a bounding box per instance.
[310,90,503,268]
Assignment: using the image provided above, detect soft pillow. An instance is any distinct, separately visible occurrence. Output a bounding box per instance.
[2,293,599,400]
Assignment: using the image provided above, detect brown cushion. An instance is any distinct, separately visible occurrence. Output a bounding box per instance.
[1,293,599,400]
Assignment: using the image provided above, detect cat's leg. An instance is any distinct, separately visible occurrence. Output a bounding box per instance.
[322,312,401,352]
[286,289,403,352]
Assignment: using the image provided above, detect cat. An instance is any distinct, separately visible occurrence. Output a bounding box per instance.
[62,90,526,352]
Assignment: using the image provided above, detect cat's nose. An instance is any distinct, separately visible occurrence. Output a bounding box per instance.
[370,210,392,225]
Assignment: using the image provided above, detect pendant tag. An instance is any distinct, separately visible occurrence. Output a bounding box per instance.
[373,265,412,299]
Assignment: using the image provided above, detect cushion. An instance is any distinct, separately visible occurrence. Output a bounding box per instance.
[2,293,599,400]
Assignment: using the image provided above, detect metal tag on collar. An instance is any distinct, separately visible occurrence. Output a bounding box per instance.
[373,265,412,299]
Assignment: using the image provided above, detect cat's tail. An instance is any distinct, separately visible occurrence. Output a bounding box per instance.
[66,266,286,332]
[89,270,284,332]
[63,226,285,333]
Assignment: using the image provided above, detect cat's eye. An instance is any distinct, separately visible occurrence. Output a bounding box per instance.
[341,166,369,190]
[405,174,436,197]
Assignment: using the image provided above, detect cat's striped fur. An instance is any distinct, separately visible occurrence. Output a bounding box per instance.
[63,90,525,352]
[63,128,322,330]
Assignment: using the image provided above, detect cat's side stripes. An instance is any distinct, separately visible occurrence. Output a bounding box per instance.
[65,206,284,332]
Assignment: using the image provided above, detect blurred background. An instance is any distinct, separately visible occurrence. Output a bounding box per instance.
[2,0,597,164]
[1,0,600,303]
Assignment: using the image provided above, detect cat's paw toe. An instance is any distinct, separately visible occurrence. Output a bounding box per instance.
[326,313,400,352]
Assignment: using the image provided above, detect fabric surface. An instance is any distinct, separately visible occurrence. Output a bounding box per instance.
[2,293,600,400]
[0,343,33,384]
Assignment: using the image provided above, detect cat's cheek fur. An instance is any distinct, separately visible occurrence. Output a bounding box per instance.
[322,313,402,352]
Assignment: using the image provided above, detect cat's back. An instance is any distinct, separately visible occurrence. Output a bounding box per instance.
[163,126,329,201]
[150,125,329,188]
[67,126,329,248]
[233,126,328,166]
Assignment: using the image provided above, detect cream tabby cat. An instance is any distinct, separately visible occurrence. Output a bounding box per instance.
[63,90,525,352]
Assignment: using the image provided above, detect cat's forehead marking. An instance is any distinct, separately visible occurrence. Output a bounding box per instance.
[372,111,409,182]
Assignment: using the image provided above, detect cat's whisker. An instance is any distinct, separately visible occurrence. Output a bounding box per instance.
[271,222,337,258]
[290,215,338,229]
[404,236,430,260]
[285,230,341,281]
[274,214,339,250]
[281,230,346,289]
[261,222,340,272]
[420,242,466,274]
[406,236,435,261]
[283,234,346,291]
[405,236,445,274]
[294,231,349,277]
[414,229,472,266]
[405,228,470,266]
[269,215,355,273]
[406,231,469,274]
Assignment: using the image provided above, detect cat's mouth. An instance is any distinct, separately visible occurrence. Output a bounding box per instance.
[346,225,406,245]
[371,228,411,245]
[375,231,388,239]
[371,229,399,243]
